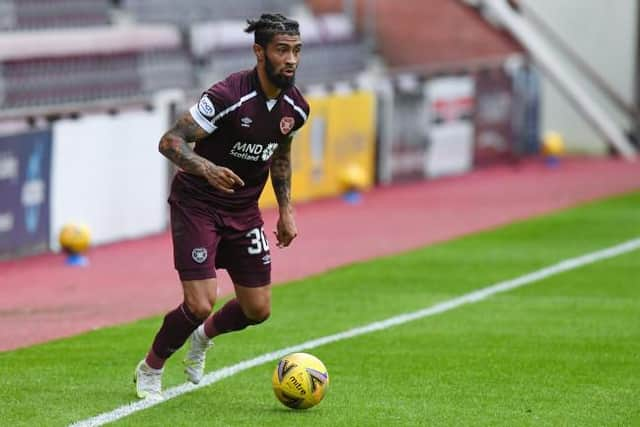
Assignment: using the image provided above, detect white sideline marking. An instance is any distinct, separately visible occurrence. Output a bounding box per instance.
[70,237,640,427]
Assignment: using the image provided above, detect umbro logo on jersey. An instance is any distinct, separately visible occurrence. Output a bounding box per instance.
[198,96,215,118]
[262,254,271,265]
[241,117,253,128]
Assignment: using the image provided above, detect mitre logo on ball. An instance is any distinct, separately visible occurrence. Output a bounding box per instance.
[272,352,329,409]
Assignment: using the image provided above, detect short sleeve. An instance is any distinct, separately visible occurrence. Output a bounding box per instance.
[283,91,310,135]
[189,80,233,134]
[294,100,310,132]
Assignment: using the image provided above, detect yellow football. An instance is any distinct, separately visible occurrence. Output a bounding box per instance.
[272,352,329,409]
[59,223,91,254]
[542,131,565,157]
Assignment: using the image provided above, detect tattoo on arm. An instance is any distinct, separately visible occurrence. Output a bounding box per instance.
[158,112,211,175]
[270,136,293,209]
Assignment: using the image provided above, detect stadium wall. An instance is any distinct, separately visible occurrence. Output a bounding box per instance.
[519,0,638,153]
[49,101,172,250]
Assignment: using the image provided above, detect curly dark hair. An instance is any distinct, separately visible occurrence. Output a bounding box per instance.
[244,13,300,47]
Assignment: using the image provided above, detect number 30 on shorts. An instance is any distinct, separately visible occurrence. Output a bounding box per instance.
[246,227,269,255]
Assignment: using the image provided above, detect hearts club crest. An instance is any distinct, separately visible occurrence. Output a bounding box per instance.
[280,116,295,135]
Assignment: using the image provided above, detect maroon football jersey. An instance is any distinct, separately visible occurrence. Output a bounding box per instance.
[172,68,310,212]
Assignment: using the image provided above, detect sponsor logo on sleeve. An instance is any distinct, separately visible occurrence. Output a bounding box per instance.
[280,116,295,135]
[198,96,215,118]
[192,247,208,263]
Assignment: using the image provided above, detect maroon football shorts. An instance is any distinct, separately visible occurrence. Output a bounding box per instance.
[169,198,271,287]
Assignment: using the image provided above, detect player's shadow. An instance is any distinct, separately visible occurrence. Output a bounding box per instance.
[267,407,325,415]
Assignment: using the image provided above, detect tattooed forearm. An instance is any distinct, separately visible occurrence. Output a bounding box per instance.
[160,135,206,175]
[270,137,293,209]
[271,163,291,208]
[158,112,210,175]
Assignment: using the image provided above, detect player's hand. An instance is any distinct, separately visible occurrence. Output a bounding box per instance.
[202,161,244,194]
[273,209,297,248]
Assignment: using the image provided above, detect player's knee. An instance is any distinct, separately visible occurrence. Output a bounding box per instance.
[254,307,271,324]
[245,304,270,324]
[185,299,213,320]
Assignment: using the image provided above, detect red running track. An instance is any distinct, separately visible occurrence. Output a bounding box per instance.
[1,157,639,351]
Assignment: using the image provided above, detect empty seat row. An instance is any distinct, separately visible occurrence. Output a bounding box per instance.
[0,11,368,111]
[123,0,301,26]
[0,26,193,110]
[1,51,194,109]
[0,0,110,31]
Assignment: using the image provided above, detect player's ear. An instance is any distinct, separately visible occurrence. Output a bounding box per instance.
[253,44,265,63]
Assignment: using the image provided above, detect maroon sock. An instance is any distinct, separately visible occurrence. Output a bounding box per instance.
[147,303,202,368]
[204,298,261,338]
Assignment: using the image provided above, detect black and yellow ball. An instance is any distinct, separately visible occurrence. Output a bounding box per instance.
[339,163,368,192]
[272,352,329,409]
[542,131,565,157]
[59,223,91,254]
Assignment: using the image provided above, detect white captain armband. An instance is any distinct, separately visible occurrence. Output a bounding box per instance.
[189,95,217,134]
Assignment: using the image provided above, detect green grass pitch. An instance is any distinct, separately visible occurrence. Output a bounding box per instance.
[1,192,639,426]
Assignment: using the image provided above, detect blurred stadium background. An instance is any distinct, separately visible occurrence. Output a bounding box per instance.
[0,0,638,258]
[1,2,639,424]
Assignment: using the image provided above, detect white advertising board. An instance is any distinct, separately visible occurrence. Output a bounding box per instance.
[50,108,169,249]
[424,76,475,178]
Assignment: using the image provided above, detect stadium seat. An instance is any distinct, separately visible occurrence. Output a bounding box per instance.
[0,26,193,110]
[123,0,304,26]
[2,0,111,31]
